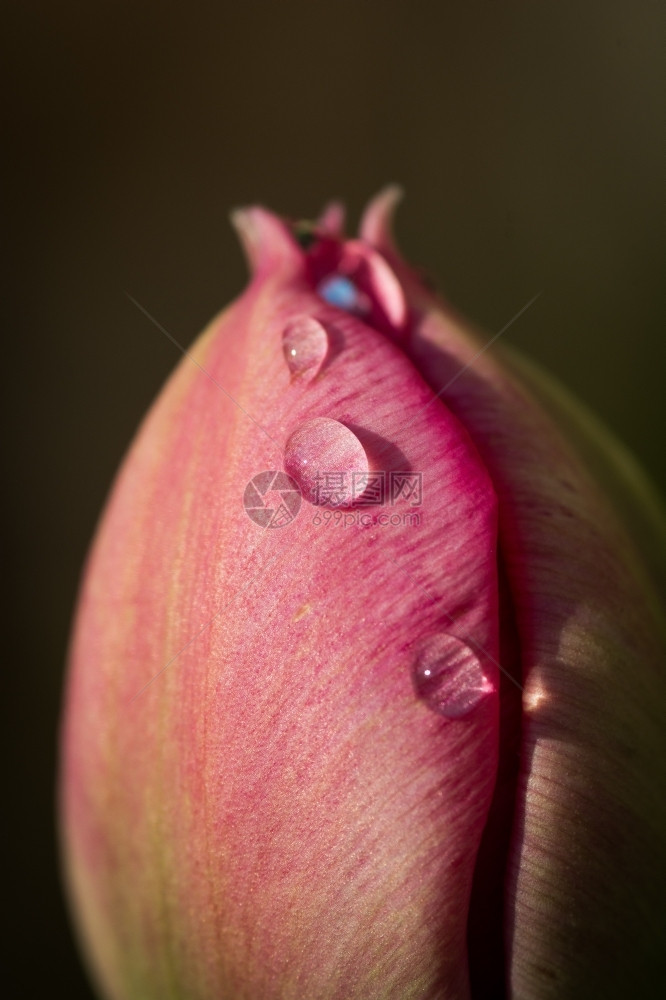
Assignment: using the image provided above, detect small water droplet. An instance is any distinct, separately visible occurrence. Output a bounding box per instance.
[412,634,492,718]
[284,417,369,506]
[317,274,370,316]
[282,315,328,377]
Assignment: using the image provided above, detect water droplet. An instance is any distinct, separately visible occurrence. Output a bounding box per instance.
[412,634,492,718]
[316,274,370,316]
[284,417,369,506]
[282,315,328,377]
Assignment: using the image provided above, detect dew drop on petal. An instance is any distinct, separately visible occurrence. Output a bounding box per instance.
[282,315,329,377]
[412,633,492,718]
[283,417,369,506]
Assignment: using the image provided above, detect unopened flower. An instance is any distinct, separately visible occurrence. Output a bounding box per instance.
[60,188,666,999]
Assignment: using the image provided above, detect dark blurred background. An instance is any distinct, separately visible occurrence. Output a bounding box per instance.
[2,1,664,995]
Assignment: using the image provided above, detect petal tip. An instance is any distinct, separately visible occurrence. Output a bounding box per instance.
[360,184,405,253]
[317,199,346,237]
[229,205,302,276]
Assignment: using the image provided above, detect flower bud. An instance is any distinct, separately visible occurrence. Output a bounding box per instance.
[60,188,666,999]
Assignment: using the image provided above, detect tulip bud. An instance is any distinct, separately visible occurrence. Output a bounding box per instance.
[60,188,666,999]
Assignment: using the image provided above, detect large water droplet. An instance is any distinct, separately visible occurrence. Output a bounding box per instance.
[412,633,492,718]
[282,315,328,377]
[283,417,369,506]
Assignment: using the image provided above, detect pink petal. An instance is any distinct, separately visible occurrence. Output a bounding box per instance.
[61,215,502,998]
